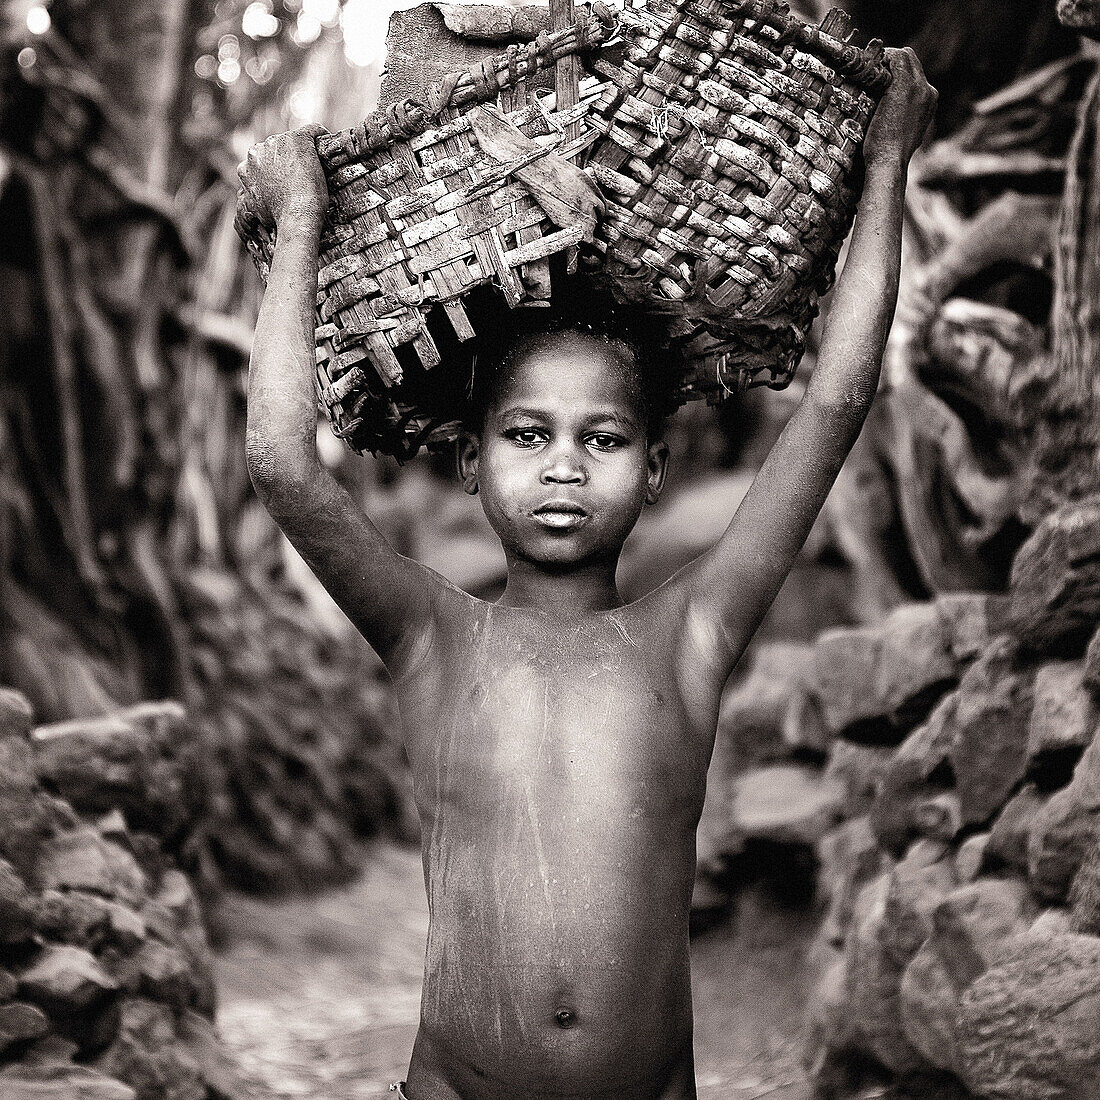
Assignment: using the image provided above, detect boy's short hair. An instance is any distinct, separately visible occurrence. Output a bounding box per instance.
[463,279,685,442]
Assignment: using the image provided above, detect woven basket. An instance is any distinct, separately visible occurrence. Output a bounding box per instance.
[237,4,617,460]
[585,0,889,397]
[238,0,888,458]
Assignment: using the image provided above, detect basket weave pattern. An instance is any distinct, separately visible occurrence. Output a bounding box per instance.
[237,1,889,457]
[238,10,615,458]
[586,0,888,392]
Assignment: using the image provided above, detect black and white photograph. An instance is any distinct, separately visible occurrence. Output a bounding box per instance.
[0,0,1098,1097]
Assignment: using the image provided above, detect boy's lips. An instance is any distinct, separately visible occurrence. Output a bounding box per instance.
[531,500,589,529]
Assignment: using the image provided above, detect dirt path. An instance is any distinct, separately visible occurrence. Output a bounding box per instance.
[215,840,814,1099]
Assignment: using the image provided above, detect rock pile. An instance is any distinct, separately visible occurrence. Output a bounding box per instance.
[177,568,410,892]
[801,494,1100,1098]
[0,687,252,1100]
[694,638,845,920]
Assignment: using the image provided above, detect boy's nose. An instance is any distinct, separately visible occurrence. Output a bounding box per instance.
[540,449,587,485]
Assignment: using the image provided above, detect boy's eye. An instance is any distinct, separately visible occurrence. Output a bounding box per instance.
[505,427,546,447]
[587,432,625,451]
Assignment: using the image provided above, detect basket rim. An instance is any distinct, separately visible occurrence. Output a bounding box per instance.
[317,3,618,165]
[721,1,891,96]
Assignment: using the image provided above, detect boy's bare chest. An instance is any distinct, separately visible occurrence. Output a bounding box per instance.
[398,607,710,810]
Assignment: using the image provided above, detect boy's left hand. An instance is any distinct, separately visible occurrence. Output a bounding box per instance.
[864,47,938,170]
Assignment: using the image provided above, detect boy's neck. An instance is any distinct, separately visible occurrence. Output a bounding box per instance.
[497,557,623,615]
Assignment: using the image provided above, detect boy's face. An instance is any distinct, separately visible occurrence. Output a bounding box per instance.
[460,332,669,570]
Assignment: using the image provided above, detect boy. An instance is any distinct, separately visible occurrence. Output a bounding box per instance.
[239,48,936,1100]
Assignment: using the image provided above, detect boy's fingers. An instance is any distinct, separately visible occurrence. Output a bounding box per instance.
[295,123,329,151]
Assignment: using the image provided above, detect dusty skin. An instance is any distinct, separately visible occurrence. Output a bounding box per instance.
[239,49,936,1100]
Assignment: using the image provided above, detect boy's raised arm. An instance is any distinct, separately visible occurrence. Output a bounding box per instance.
[670,50,937,673]
[240,127,446,674]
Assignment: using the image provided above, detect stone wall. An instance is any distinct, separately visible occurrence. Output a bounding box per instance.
[0,689,253,1100]
[801,496,1100,1098]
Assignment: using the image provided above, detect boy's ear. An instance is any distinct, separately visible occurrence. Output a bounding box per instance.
[645,440,670,506]
[457,433,480,496]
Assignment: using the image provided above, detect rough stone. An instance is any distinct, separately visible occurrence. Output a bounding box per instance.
[94,997,205,1100]
[1009,495,1100,656]
[986,784,1047,872]
[955,833,991,883]
[818,816,887,947]
[719,642,819,762]
[0,732,64,875]
[907,837,953,866]
[844,872,928,1075]
[815,603,959,739]
[824,741,893,819]
[929,878,1032,992]
[178,1009,257,1100]
[134,941,194,1012]
[0,858,35,945]
[1028,659,1097,763]
[1028,786,1099,902]
[935,592,1011,664]
[38,828,147,908]
[31,702,196,841]
[18,1033,80,1063]
[912,791,964,842]
[696,723,741,879]
[96,809,129,842]
[732,765,844,846]
[1069,838,1100,934]
[957,932,1100,1099]
[0,1063,136,1099]
[782,688,832,755]
[948,638,1033,826]
[18,945,118,1011]
[1028,730,1100,900]
[690,873,728,915]
[435,3,551,41]
[104,903,147,952]
[0,1000,51,1051]
[1030,907,1073,936]
[32,890,146,953]
[871,691,958,852]
[154,870,200,929]
[900,940,962,1076]
[881,843,956,967]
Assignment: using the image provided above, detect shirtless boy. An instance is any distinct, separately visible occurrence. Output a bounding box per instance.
[239,48,936,1100]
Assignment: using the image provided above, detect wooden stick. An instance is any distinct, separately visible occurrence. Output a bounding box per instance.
[551,0,581,143]
[819,8,854,40]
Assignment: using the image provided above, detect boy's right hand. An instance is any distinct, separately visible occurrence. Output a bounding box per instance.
[237,124,329,232]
